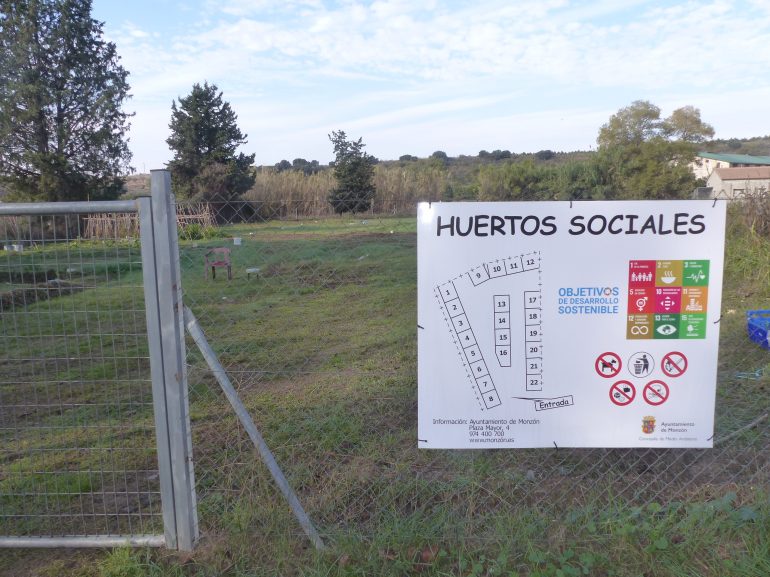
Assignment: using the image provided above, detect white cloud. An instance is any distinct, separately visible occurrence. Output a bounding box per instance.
[157,0,769,90]
[95,0,770,169]
[341,94,515,132]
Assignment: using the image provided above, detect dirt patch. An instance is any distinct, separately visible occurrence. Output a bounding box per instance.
[249,230,414,242]
[0,549,101,577]
[0,280,84,312]
[261,261,349,289]
[0,269,59,284]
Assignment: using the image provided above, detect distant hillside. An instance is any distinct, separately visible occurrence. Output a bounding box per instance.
[121,173,150,198]
[121,137,770,207]
[703,136,770,156]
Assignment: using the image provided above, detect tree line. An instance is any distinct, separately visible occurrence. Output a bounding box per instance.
[237,101,718,216]
[0,1,765,214]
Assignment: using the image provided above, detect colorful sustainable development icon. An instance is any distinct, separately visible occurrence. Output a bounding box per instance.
[627,260,709,340]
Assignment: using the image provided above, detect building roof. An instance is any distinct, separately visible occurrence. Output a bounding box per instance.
[712,166,770,181]
[697,152,770,165]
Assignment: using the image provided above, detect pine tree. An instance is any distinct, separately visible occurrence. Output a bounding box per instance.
[0,0,132,201]
[328,130,376,214]
[166,82,255,201]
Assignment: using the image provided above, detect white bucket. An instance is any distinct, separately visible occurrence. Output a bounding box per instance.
[233,237,242,246]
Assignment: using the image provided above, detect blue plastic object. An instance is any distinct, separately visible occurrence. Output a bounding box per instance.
[747,310,770,349]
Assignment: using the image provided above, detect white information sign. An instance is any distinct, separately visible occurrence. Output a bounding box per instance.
[418,200,726,449]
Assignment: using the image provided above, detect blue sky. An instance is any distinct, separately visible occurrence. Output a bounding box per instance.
[92,0,770,172]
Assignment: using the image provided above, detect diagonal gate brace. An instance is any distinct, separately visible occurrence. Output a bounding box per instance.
[183,306,325,551]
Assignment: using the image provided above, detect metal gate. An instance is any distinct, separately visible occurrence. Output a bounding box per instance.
[0,171,197,549]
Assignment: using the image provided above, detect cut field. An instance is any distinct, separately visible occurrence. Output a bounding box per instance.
[1,209,770,577]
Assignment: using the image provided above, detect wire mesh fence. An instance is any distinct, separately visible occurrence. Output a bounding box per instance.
[0,209,163,541]
[2,190,767,565]
[179,197,769,555]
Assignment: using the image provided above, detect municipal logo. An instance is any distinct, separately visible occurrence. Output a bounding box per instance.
[642,416,656,435]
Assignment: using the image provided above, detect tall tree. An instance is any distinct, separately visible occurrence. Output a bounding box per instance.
[166,82,255,200]
[598,100,714,148]
[328,130,376,213]
[0,0,133,201]
[597,100,662,148]
[596,100,712,199]
[661,105,715,143]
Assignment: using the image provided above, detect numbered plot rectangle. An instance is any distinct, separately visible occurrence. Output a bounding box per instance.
[495,313,509,328]
[469,359,489,378]
[445,298,465,317]
[504,256,523,275]
[526,357,543,374]
[494,295,510,312]
[476,376,495,394]
[522,255,539,271]
[468,266,490,286]
[525,309,541,325]
[451,314,470,333]
[526,343,542,357]
[525,326,542,341]
[439,282,458,302]
[457,329,477,348]
[526,375,543,391]
[524,291,541,307]
[495,328,511,344]
[464,344,482,363]
[482,389,502,409]
[487,261,507,279]
[496,346,511,367]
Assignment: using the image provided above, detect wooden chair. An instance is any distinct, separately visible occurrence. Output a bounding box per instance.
[204,247,232,280]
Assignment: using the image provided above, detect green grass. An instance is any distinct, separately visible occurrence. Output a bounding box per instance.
[2,209,770,577]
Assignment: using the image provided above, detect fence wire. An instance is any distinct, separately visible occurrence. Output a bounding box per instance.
[178,197,769,553]
[0,212,162,539]
[7,196,764,552]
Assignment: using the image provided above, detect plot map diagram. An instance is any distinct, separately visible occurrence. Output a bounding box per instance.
[434,252,542,410]
[418,201,726,449]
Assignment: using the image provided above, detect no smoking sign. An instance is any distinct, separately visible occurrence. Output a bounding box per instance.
[662,351,688,378]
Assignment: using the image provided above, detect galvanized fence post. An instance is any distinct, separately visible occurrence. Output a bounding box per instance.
[141,171,198,550]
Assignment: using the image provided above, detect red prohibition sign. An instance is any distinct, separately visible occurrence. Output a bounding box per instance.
[610,380,635,406]
[596,352,622,378]
[662,351,688,378]
[644,380,670,406]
